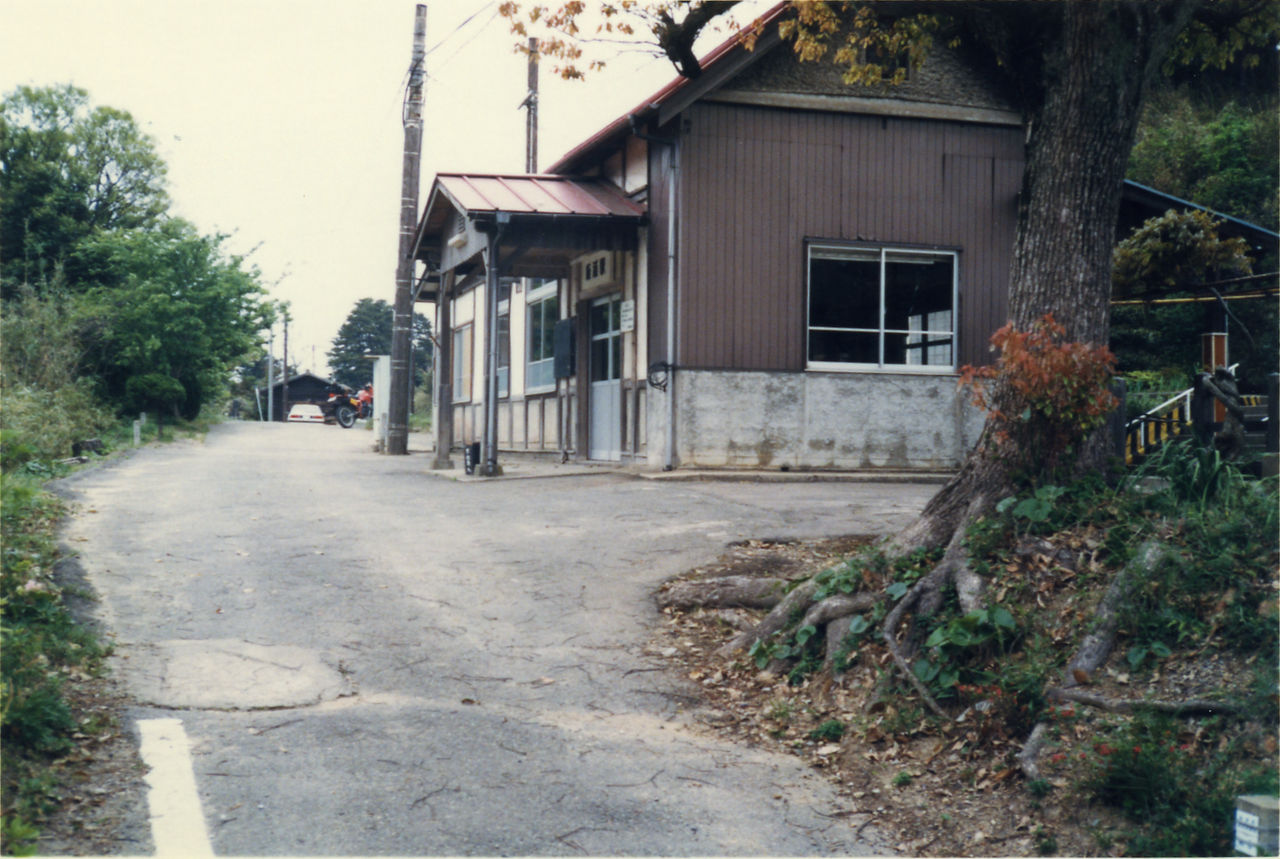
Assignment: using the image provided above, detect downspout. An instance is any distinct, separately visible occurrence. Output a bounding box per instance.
[482,214,508,476]
[629,113,680,471]
[664,143,679,471]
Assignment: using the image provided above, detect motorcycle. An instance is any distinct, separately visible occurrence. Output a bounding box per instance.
[323,392,370,428]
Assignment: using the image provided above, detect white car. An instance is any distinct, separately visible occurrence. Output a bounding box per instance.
[286,403,326,424]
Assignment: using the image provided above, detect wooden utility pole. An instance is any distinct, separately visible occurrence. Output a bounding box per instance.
[386,4,426,455]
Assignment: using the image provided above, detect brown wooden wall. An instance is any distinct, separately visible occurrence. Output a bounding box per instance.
[672,102,1024,371]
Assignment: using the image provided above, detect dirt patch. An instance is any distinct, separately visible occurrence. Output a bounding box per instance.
[31,672,152,856]
[649,535,1262,857]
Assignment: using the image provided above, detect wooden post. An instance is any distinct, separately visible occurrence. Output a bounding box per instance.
[387,4,426,455]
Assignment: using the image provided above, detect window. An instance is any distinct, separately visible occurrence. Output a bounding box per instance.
[496,311,510,398]
[525,279,559,393]
[496,280,512,399]
[807,244,955,371]
[452,324,472,402]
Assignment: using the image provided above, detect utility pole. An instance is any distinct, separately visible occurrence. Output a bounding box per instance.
[280,303,290,414]
[523,37,538,173]
[266,323,275,422]
[387,4,426,455]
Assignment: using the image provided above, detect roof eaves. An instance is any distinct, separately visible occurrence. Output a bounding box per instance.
[548,1,789,174]
[1123,180,1280,241]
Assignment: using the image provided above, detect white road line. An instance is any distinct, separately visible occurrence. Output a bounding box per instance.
[137,718,215,856]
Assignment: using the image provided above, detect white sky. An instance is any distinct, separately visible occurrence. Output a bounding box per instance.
[0,0,758,375]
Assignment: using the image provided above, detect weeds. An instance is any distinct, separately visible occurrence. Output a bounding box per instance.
[1,470,108,848]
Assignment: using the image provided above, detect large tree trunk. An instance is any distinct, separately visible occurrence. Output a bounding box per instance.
[904,1,1200,533]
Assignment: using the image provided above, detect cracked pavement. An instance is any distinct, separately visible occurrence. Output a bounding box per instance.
[61,421,936,855]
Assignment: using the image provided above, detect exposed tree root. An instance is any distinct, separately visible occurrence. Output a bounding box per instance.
[1018,539,1175,780]
[1047,688,1239,716]
[656,575,790,611]
[717,579,818,657]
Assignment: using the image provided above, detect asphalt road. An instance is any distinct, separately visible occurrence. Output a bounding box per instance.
[61,421,937,855]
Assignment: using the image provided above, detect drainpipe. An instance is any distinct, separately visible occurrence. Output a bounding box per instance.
[629,113,679,471]
[482,214,508,476]
[664,143,678,471]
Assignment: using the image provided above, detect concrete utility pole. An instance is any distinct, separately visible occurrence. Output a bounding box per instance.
[280,304,290,415]
[386,4,426,455]
[266,323,275,422]
[523,37,538,173]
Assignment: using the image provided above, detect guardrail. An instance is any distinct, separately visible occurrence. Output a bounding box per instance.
[1124,388,1193,464]
[1121,365,1272,465]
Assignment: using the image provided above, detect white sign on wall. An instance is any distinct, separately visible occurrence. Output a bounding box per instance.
[620,299,635,333]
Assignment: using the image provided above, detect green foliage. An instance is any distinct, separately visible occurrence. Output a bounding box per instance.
[74,220,271,418]
[1129,95,1278,233]
[124,372,186,417]
[0,813,41,856]
[808,719,845,742]
[1081,712,1271,856]
[0,285,115,461]
[1,84,169,297]
[327,298,433,390]
[1112,209,1252,299]
[1,473,109,846]
[996,485,1067,533]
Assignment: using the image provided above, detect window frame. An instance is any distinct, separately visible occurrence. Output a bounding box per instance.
[525,279,559,395]
[805,241,958,374]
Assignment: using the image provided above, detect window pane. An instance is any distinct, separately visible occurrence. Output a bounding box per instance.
[590,300,610,335]
[809,253,879,331]
[883,255,952,333]
[808,329,878,364]
[590,336,609,382]
[542,296,558,359]
[611,333,622,381]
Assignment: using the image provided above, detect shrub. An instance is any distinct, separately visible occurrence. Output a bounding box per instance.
[960,314,1118,479]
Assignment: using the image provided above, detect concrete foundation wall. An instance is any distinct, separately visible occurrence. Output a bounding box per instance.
[658,369,983,470]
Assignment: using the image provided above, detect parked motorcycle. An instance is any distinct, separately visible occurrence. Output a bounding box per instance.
[323,392,369,428]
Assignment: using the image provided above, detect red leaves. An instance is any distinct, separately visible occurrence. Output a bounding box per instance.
[959,314,1118,475]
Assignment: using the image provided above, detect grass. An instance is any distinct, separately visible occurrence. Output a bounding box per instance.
[1,469,110,853]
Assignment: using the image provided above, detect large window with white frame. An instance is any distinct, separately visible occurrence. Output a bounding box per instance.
[525,278,559,394]
[807,243,956,371]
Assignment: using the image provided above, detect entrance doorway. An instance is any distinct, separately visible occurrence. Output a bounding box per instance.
[588,294,622,460]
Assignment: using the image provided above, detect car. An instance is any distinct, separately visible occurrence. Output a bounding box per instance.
[287,403,326,424]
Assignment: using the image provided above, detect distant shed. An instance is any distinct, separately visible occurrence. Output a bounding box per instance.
[260,372,344,422]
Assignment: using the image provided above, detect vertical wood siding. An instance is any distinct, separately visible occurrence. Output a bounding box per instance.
[677,102,1023,370]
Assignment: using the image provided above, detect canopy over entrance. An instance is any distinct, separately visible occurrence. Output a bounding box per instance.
[413,173,645,300]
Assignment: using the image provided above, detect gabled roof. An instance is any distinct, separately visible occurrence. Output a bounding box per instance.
[549,2,791,174]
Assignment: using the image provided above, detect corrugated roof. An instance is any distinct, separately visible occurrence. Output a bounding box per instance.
[435,173,644,220]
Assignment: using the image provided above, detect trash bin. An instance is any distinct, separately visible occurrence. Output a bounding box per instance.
[464,442,480,475]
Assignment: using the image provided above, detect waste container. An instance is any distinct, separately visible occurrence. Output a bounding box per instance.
[464,442,481,475]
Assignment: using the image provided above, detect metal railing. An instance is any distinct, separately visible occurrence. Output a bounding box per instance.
[1121,364,1264,464]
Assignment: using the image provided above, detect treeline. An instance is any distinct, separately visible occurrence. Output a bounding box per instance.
[1,84,274,463]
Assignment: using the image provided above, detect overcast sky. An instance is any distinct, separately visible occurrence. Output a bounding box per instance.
[0,0,746,375]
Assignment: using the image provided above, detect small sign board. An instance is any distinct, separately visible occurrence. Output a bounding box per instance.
[620,299,635,333]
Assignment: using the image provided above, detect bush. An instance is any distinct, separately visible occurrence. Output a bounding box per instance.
[960,314,1118,479]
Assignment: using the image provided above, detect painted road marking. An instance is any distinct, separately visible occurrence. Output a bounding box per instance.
[137,718,215,856]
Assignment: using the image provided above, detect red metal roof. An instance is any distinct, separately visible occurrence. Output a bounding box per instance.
[434,173,644,220]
